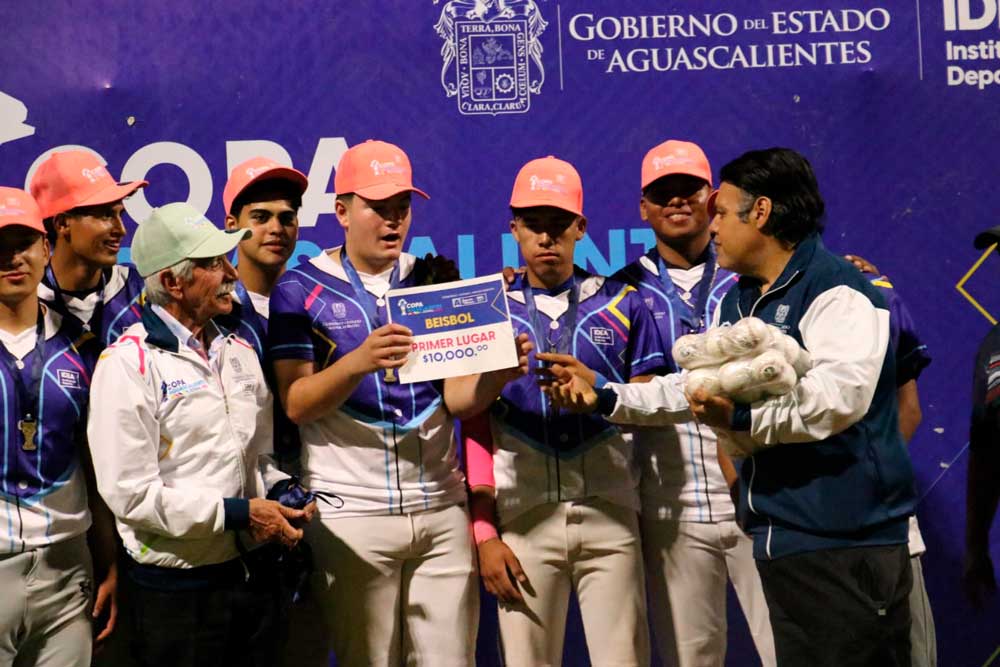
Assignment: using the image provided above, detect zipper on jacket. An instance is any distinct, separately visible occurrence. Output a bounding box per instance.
[196,336,246,496]
[747,455,758,515]
[220,339,248,495]
[737,270,800,318]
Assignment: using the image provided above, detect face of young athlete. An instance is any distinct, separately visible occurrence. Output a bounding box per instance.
[176,255,239,325]
[0,227,48,307]
[226,197,299,269]
[56,200,127,268]
[336,192,412,273]
[640,174,711,245]
[709,182,766,274]
[510,206,586,285]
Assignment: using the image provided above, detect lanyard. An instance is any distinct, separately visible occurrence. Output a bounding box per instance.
[656,249,717,335]
[0,308,46,451]
[521,272,580,355]
[44,266,106,339]
[339,247,400,329]
[340,247,401,382]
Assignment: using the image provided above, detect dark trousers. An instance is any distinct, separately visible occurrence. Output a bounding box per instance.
[756,544,912,667]
[127,551,288,667]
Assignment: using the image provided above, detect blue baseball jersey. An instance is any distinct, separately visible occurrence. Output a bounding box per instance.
[871,278,932,386]
[490,268,667,524]
[38,264,145,348]
[1,310,100,553]
[613,246,741,522]
[268,248,465,517]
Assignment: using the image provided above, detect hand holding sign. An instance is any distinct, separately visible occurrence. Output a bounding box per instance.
[493,332,534,385]
[345,323,413,376]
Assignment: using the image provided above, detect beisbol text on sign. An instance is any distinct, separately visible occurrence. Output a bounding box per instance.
[387,273,518,384]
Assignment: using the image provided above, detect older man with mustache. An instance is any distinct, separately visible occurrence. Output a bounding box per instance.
[87,202,314,667]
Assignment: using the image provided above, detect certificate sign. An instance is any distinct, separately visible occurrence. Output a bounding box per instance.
[386,273,517,383]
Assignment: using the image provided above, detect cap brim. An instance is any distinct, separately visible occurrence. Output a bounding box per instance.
[974,225,1000,249]
[0,220,46,235]
[241,167,308,198]
[76,180,148,208]
[351,183,430,201]
[187,228,251,259]
[509,194,583,218]
[642,168,713,190]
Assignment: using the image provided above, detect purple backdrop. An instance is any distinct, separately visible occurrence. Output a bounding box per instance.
[2,1,998,664]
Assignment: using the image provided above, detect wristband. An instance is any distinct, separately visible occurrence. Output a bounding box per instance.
[473,517,500,545]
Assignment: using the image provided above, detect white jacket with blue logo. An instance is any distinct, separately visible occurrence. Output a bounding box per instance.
[88,305,286,569]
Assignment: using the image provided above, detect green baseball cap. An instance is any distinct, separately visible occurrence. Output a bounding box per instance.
[132,202,250,277]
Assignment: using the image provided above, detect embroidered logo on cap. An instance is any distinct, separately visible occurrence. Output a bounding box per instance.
[81,166,108,183]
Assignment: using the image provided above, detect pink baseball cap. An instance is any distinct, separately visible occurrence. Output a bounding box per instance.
[0,188,46,234]
[509,156,584,217]
[334,140,428,200]
[29,150,147,219]
[641,140,713,190]
[223,157,308,216]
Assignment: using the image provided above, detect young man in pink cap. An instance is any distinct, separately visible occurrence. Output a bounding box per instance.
[611,140,776,667]
[448,156,667,666]
[268,140,515,665]
[221,157,309,469]
[0,188,116,665]
[29,149,148,347]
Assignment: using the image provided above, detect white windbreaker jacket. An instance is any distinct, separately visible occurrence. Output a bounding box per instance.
[88,305,285,569]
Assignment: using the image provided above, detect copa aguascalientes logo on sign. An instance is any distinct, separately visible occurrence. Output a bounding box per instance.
[434,0,548,115]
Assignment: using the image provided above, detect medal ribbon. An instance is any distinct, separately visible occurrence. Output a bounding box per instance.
[44,265,108,339]
[0,307,47,451]
[339,247,400,330]
[656,248,718,335]
[521,271,580,355]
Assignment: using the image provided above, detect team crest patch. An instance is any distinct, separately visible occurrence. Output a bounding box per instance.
[57,369,81,389]
[331,302,347,319]
[774,304,790,324]
[590,327,615,346]
[434,0,547,116]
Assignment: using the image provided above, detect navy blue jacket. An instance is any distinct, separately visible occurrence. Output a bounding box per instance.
[719,234,916,559]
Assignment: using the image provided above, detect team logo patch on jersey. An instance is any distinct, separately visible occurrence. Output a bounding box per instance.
[57,369,81,389]
[434,0,548,116]
[230,357,243,374]
[331,302,347,319]
[775,304,790,324]
[644,296,655,310]
[590,326,615,346]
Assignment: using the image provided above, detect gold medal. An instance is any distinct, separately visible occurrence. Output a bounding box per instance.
[19,418,37,451]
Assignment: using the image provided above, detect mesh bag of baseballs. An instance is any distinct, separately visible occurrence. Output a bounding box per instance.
[671,317,811,403]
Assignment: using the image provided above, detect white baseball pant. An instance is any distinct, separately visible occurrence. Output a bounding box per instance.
[496,497,650,667]
[0,534,93,667]
[308,503,478,666]
[641,517,776,667]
